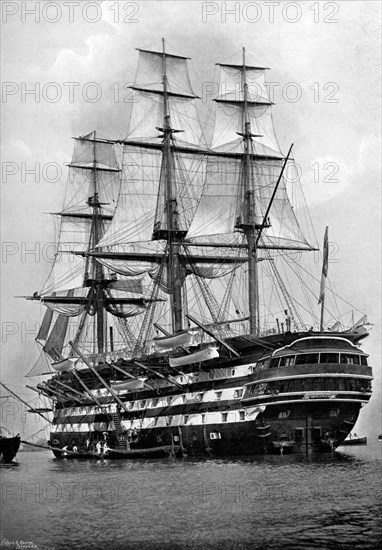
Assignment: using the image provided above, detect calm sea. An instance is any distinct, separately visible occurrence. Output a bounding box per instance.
[1,442,381,550]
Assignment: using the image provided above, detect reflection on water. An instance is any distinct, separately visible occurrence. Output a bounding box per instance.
[1,445,381,550]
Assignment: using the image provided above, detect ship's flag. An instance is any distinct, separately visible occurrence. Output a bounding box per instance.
[318,226,329,304]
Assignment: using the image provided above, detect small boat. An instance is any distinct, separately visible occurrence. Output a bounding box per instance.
[51,357,79,372]
[340,436,367,446]
[50,444,181,460]
[0,428,21,463]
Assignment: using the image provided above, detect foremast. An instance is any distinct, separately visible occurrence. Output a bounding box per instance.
[216,48,265,335]
[212,49,298,336]
[241,47,260,335]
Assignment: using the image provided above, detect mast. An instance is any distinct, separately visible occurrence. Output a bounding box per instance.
[160,38,183,333]
[241,47,259,336]
[86,45,318,344]
[86,130,105,355]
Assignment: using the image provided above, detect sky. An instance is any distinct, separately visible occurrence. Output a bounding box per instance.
[0,0,381,440]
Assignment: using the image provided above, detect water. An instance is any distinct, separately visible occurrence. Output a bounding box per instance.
[1,443,381,550]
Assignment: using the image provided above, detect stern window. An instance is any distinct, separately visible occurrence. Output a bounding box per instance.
[320,353,339,364]
[295,353,319,365]
[280,355,296,367]
[270,358,279,368]
[340,354,360,365]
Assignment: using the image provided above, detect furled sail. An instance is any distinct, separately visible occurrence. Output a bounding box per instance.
[44,313,70,361]
[36,306,54,342]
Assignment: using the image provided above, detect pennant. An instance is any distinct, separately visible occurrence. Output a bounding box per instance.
[318,226,329,304]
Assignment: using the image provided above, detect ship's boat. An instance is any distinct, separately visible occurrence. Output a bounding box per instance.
[340,436,367,446]
[23,41,373,457]
[0,427,20,463]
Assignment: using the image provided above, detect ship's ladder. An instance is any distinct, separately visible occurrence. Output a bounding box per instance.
[110,410,128,449]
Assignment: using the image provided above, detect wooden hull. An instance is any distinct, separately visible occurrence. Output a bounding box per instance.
[49,401,364,458]
[0,435,21,463]
[47,331,372,459]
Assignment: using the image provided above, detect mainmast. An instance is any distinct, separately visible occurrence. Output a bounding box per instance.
[239,47,260,335]
[157,38,184,333]
[85,130,106,355]
[84,45,317,343]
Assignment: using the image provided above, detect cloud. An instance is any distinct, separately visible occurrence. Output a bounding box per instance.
[357,136,380,174]
[5,138,33,159]
[50,34,116,80]
[302,156,351,205]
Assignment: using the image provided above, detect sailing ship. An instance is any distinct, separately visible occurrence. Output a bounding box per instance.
[0,397,20,463]
[24,41,373,457]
